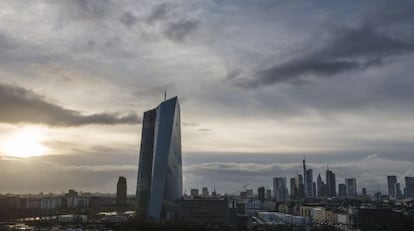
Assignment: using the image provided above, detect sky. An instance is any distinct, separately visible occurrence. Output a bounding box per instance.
[0,0,414,195]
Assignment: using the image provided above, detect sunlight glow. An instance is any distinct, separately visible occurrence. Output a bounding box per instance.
[3,127,48,158]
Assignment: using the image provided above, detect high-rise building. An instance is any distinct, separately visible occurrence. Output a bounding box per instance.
[362,187,367,196]
[290,177,297,199]
[345,178,357,197]
[396,183,402,198]
[266,189,272,200]
[258,187,265,203]
[338,183,346,197]
[317,174,323,197]
[116,176,127,206]
[303,158,307,197]
[296,174,305,198]
[135,97,182,220]
[202,187,209,197]
[326,169,336,197]
[405,177,414,197]
[306,169,313,197]
[190,189,199,197]
[312,182,316,197]
[387,176,397,199]
[273,177,288,203]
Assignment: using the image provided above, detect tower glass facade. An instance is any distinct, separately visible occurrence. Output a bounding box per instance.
[135,97,182,220]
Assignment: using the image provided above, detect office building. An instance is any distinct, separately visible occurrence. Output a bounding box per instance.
[202,187,209,197]
[338,184,346,197]
[258,187,265,203]
[290,177,297,199]
[305,169,313,197]
[345,178,357,197]
[135,97,182,220]
[317,174,324,197]
[362,187,367,196]
[190,189,199,197]
[303,158,307,197]
[326,169,336,197]
[266,189,272,200]
[296,174,305,198]
[116,176,127,206]
[405,176,414,197]
[387,176,397,199]
[273,177,288,203]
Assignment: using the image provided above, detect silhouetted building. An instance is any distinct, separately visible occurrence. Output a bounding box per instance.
[306,169,314,197]
[387,176,397,199]
[405,176,414,197]
[345,178,357,197]
[317,174,325,197]
[202,187,209,197]
[290,177,297,199]
[266,189,272,200]
[273,177,288,203]
[190,189,199,197]
[303,158,307,197]
[362,187,367,196]
[258,187,265,203]
[135,97,182,220]
[116,176,127,206]
[296,174,305,198]
[338,183,346,197]
[326,169,336,197]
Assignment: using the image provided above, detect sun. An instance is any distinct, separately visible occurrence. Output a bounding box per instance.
[3,127,48,158]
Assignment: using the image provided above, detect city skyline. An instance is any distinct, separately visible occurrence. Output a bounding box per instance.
[0,1,413,195]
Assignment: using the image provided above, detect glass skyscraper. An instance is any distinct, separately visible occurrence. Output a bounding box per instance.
[135,97,182,220]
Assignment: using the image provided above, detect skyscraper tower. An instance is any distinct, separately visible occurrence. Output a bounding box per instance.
[306,168,313,197]
[303,158,307,197]
[116,176,127,206]
[273,177,288,203]
[326,169,336,197]
[135,97,182,220]
[387,176,397,199]
[345,178,357,197]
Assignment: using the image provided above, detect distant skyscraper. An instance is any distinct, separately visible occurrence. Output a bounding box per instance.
[258,187,265,203]
[116,176,127,206]
[303,158,307,197]
[296,174,305,198]
[317,174,323,197]
[396,183,402,198]
[135,97,182,220]
[190,189,199,197]
[338,183,346,197]
[266,189,272,200]
[326,169,336,197]
[290,177,297,199]
[273,177,288,203]
[405,177,414,197]
[387,176,397,199]
[345,178,357,197]
[306,169,313,197]
[202,187,209,197]
[362,187,367,196]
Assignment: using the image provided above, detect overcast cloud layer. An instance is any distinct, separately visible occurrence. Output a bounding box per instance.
[0,0,414,194]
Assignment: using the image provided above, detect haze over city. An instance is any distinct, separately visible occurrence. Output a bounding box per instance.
[0,0,413,196]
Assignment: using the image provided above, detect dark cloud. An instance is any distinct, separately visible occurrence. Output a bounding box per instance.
[146,3,171,23]
[164,19,200,42]
[119,11,137,28]
[231,23,414,88]
[0,83,140,126]
[64,0,111,19]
